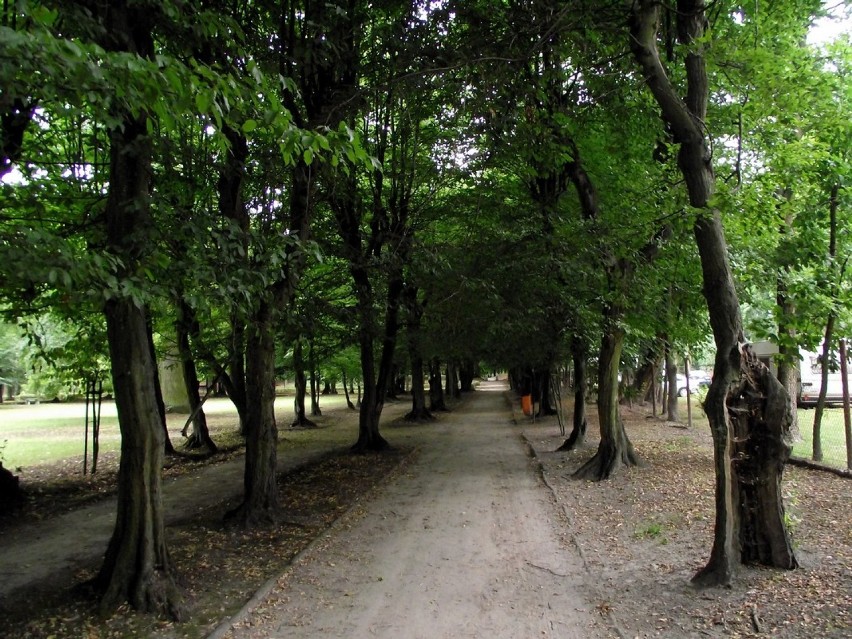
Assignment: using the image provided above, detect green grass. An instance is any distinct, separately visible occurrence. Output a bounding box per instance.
[792,408,849,469]
[0,393,355,469]
[675,398,849,470]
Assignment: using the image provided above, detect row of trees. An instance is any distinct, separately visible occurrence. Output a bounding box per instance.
[1,0,849,619]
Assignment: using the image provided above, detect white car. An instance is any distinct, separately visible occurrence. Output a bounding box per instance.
[676,371,711,396]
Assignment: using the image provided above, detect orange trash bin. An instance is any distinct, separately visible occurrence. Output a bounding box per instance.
[521,394,533,416]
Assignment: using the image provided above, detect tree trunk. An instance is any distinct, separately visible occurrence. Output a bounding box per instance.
[176,300,216,453]
[632,341,661,405]
[813,184,841,461]
[99,299,182,618]
[731,349,798,568]
[146,317,175,456]
[218,124,249,435]
[341,370,356,409]
[558,335,588,451]
[95,9,181,609]
[445,361,460,399]
[535,367,558,417]
[228,301,279,525]
[459,359,476,392]
[229,318,248,436]
[630,0,796,586]
[406,357,432,421]
[665,337,679,422]
[812,319,834,462]
[573,316,639,479]
[291,340,316,427]
[776,190,800,440]
[429,357,448,412]
[309,342,321,417]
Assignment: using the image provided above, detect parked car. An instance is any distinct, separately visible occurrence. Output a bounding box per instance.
[676,371,711,397]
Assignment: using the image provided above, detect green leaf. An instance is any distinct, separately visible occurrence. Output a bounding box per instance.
[241,119,258,133]
[195,91,211,114]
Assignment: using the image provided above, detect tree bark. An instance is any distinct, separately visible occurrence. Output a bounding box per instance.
[429,357,448,411]
[574,314,639,479]
[93,1,182,617]
[228,301,279,525]
[176,300,216,453]
[341,369,356,409]
[558,335,588,451]
[309,341,321,417]
[665,337,679,422]
[405,291,432,421]
[630,0,796,585]
[291,339,316,427]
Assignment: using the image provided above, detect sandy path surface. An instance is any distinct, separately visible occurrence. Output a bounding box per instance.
[219,382,614,639]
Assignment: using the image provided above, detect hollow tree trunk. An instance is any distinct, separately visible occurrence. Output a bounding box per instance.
[558,335,588,451]
[630,0,796,586]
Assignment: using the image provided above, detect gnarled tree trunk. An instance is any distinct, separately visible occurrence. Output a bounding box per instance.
[630,0,796,585]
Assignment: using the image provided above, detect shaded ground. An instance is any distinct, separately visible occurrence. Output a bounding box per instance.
[0,383,849,638]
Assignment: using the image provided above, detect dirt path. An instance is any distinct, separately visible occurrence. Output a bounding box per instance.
[216,382,614,639]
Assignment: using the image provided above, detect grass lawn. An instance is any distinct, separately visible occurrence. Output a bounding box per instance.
[793,407,850,469]
[674,397,849,470]
[0,392,354,469]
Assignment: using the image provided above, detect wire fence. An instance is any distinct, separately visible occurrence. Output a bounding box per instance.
[791,408,851,472]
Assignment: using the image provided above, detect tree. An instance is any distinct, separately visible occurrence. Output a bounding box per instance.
[629,0,797,585]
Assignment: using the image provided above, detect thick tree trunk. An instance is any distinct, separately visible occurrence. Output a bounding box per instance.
[535,367,558,417]
[100,299,181,618]
[459,359,476,392]
[429,357,448,412]
[93,1,182,616]
[558,335,588,451]
[406,357,432,421]
[632,342,661,405]
[228,301,279,525]
[445,361,460,399]
[630,0,796,586]
[574,318,639,479]
[730,349,798,568]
